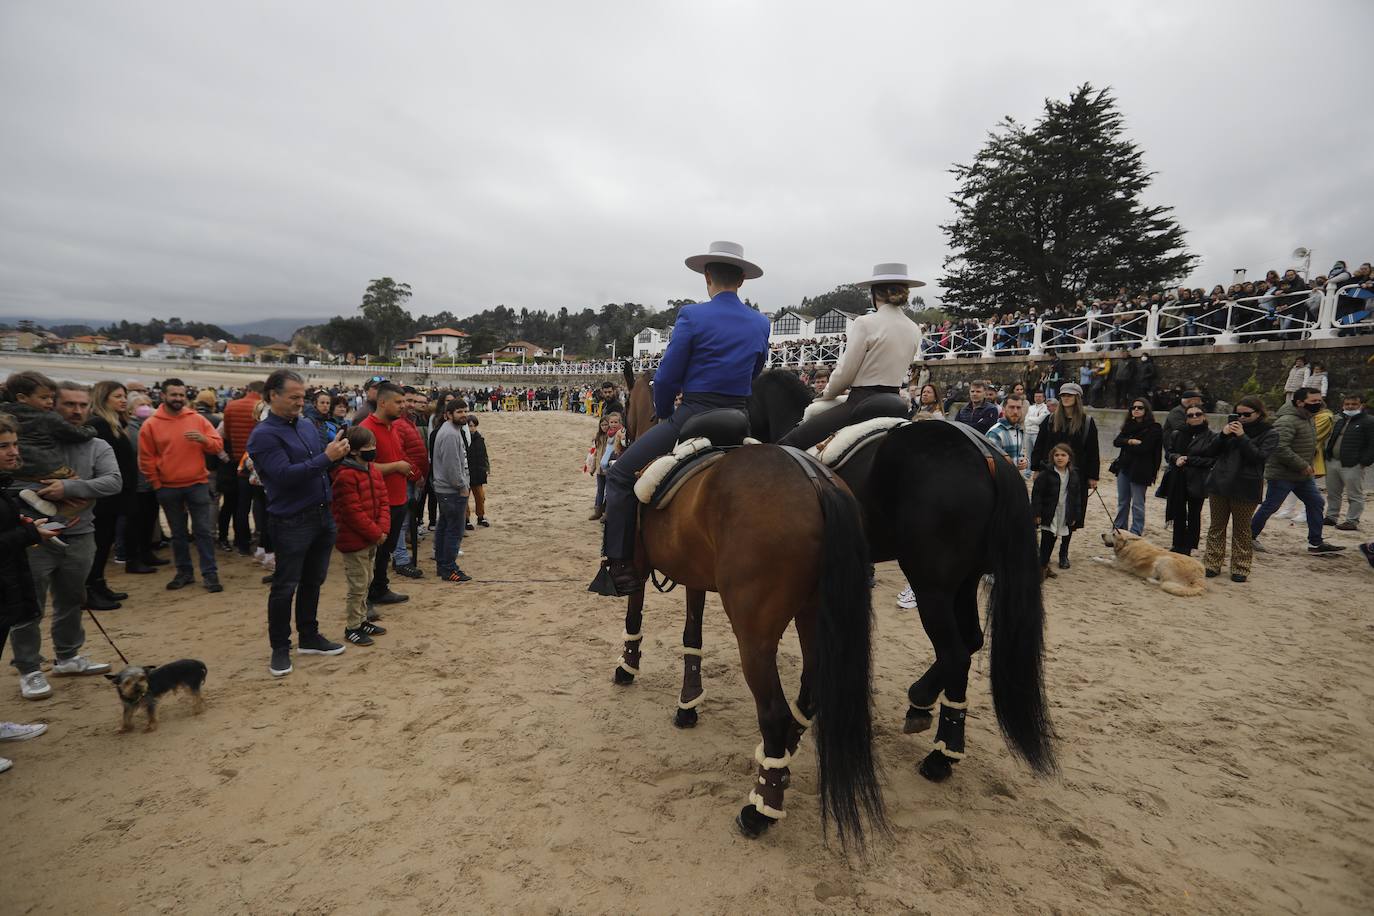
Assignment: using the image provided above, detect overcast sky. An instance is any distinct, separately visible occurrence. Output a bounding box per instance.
[2,0,1371,326]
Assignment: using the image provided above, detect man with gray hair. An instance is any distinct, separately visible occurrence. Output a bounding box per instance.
[11,381,123,700]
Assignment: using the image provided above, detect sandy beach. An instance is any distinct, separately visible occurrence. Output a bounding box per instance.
[3,409,1371,915]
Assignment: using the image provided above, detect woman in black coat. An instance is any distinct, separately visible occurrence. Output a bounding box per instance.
[1164,406,1217,556]
[86,381,139,607]
[466,415,491,529]
[1031,383,1099,538]
[1111,398,1163,535]
[1,415,44,647]
[1201,396,1276,581]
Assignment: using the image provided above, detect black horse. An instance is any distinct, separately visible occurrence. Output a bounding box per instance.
[749,370,1055,781]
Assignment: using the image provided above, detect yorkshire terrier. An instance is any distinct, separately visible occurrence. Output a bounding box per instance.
[105,659,208,733]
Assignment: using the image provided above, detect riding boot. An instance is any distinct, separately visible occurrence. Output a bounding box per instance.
[678,646,704,710]
[617,631,643,677]
[785,698,814,756]
[748,743,791,821]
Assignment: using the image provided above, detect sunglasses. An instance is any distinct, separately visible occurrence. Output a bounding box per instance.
[1186,411,1205,418]
[1235,410,1256,418]
[1130,405,1146,411]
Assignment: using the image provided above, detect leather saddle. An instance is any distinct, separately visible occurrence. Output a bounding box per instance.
[635,409,755,509]
[677,408,750,447]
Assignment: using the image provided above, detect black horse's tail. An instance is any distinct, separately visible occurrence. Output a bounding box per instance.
[813,478,887,851]
[986,454,1057,774]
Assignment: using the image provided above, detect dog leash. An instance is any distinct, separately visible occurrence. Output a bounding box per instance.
[1093,485,1122,537]
[85,609,130,667]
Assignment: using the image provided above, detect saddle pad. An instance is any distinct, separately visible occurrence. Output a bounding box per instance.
[815,416,910,469]
[802,394,847,422]
[635,450,726,509]
[633,437,714,504]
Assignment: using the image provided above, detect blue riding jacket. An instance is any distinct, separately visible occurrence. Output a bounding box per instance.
[653,291,771,418]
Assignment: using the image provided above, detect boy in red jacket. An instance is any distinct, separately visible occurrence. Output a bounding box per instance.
[331,427,390,646]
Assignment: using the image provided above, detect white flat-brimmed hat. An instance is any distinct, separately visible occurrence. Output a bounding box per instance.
[684,241,763,280]
[855,263,926,289]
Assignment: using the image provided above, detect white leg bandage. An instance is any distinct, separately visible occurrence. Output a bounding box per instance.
[748,790,787,819]
[681,646,702,657]
[754,743,793,770]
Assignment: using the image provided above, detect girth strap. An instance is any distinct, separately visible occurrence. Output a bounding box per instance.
[778,445,840,495]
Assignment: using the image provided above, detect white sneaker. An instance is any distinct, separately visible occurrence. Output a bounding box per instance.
[0,722,48,741]
[0,757,11,774]
[19,489,59,517]
[254,546,266,561]
[19,671,51,700]
[50,656,111,677]
[896,586,918,609]
[261,552,276,571]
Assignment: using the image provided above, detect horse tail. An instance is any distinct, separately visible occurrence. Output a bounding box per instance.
[813,477,887,850]
[621,359,635,393]
[986,455,1057,774]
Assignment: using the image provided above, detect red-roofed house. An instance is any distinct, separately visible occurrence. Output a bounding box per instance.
[394,327,471,358]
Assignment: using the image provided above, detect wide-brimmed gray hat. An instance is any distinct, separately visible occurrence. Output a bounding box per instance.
[685,240,763,280]
[1058,382,1084,397]
[855,262,926,289]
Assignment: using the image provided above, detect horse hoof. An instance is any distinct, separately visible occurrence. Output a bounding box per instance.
[735,804,775,839]
[903,707,933,734]
[919,750,955,782]
[674,707,698,729]
[612,667,635,686]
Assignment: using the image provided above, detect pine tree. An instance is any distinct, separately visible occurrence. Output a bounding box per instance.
[941,84,1195,316]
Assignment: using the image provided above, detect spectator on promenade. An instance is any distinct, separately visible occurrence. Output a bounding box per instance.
[1111,399,1163,536]
[222,380,263,556]
[954,380,999,434]
[360,383,414,609]
[84,381,138,610]
[1250,388,1345,555]
[1283,356,1309,396]
[986,393,1029,478]
[0,413,54,769]
[331,426,389,647]
[465,415,490,529]
[1304,363,1329,398]
[1031,383,1099,550]
[1164,404,1216,556]
[1323,393,1374,531]
[137,378,223,593]
[1202,397,1275,582]
[248,369,350,676]
[431,399,473,583]
[11,381,122,700]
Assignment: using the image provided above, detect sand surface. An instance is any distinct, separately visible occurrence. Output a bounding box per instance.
[3,410,1371,915]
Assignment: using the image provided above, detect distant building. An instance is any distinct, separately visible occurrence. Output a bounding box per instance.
[488,339,546,363]
[256,343,291,363]
[632,306,853,358]
[394,327,471,359]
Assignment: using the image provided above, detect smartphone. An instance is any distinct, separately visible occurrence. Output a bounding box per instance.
[1227,414,1240,423]
[39,520,67,532]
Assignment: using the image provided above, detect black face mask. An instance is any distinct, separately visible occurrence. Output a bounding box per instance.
[359,449,377,462]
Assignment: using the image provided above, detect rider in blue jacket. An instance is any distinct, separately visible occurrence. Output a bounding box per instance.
[591,241,770,596]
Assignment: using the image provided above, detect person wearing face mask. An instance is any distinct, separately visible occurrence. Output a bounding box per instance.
[1250,388,1346,554]
[777,263,923,450]
[1323,393,1374,531]
[331,426,390,647]
[1202,397,1277,582]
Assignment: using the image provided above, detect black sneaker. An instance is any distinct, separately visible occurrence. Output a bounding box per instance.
[1205,569,1219,578]
[465,522,476,531]
[203,575,224,593]
[261,574,275,584]
[269,647,292,678]
[1058,557,1071,570]
[217,539,233,552]
[1322,517,1336,527]
[477,517,490,528]
[1230,574,1247,583]
[1308,542,1346,554]
[343,627,374,647]
[394,564,424,579]
[297,633,345,656]
[145,555,171,566]
[359,620,387,636]
[85,591,121,611]
[369,591,409,606]
[166,572,194,590]
[1335,520,1360,532]
[441,569,473,583]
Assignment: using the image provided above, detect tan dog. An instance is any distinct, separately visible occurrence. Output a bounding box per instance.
[1096,530,1207,597]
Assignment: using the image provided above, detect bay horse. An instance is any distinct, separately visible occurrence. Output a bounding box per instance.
[621,360,655,444]
[609,436,886,848]
[748,370,1055,782]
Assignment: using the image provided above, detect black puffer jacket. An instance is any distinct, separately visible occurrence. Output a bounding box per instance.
[1325,412,1374,468]
[1204,421,1277,502]
[1031,465,1085,531]
[0,478,42,628]
[1112,419,1163,485]
[467,430,490,488]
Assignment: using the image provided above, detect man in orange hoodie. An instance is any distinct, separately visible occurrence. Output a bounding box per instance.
[221,380,263,555]
[138,378,225,592]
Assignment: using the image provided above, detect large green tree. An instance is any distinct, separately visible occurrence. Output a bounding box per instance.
[941,84,1195,316]
[359,277,415,354]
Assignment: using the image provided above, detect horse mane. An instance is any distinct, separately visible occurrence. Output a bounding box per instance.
[755,369,814,405]
[750,369,814,442]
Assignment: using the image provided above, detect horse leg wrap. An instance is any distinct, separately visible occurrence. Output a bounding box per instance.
[931,698,968,761]
[677,646,704,710]
[785,698,815,756]
[748,744,792,819]
[618,632,643,676]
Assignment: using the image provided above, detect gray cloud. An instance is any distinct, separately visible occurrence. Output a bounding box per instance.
[1,0,1371,327]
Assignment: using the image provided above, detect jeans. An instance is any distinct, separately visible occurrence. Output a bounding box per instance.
[434,491,468,575]
[1252,477,1326,545]
[594,474,607,508]
[602,394,747,561]
[156,483,218,577]
[10,533,96,675]
[1114,475,1147,535]
[393,482,418,566]
[266,506,336,649]
[370,504,408,599]
[234,476,256,551]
